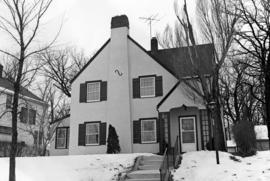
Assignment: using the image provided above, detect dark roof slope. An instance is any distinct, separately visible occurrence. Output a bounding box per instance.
[0,77,43,101]
[149,44,214,78]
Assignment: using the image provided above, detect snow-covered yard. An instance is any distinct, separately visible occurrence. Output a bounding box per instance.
[172,151,270,181]
[0,153,151,181]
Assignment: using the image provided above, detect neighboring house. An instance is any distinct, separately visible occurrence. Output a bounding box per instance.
[49,114,70,156]
[0,64,47,155]
[58,15,215,155]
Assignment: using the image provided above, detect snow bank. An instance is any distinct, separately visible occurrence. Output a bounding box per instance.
[255,125,269,139]
[172,151,270,181]
[0,153,152,181]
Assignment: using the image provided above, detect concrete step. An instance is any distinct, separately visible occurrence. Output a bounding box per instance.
[125,178,160,181]
[127,170,160,179]
[138,164,161,170]
[142,155,163,161]
[140,160,163,165]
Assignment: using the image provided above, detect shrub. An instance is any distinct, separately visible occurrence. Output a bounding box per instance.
[232,121,257,157]
[106,124,121,153]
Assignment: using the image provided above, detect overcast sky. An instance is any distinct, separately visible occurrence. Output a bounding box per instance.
[0,0,196,57]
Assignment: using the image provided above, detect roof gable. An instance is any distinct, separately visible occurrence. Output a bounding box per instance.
[0,77,43,101]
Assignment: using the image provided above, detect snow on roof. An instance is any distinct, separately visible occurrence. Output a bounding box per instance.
[255,125,269,140]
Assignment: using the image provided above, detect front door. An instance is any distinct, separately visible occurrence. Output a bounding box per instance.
[179,116,197,152]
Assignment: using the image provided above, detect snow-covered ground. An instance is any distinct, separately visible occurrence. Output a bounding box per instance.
[0,153,151,181]
[172,151,270,181]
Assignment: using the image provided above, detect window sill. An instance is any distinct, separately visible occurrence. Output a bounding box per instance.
[139,95,156,99]
[140,141,158,144]
[85,143,100,146]
[86,100,101,103]
[55,147,68,149]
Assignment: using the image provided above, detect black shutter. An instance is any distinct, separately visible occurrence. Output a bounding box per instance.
[78,124,85,146]
[100,122,107,145]
[20,107,27,123]
[29,109,36,125]
[156,119,160,142]
[55,129,58,149]
[133,78,140,98]
[133,120,141,143]
[66,128,69,148]
[79,83,86,103]
[100,81,107,101]
[155,76,163,97]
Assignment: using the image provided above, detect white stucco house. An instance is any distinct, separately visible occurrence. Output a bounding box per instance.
[52,15,215,156]
[0,64,48,156]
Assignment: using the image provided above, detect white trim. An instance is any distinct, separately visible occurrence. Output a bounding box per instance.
[56,128,67,149]
[141,119,157,143]
[85,122,100,145]
[179,116,197,152]
[140,76,156,98]
[86,82,101,102]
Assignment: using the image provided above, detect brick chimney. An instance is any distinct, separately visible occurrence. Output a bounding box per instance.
[151,37,158,53]
[0,64,3,78]
[111,15,129,29]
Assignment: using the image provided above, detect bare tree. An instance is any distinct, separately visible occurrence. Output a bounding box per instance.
[220,55,263,126]
[234,0,270,147]
[0,0,57,180]
[158,0,239,150]
[40,47,88,98]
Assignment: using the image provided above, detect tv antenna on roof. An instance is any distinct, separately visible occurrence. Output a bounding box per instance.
[139,14,160,39]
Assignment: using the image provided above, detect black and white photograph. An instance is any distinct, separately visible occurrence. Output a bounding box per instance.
[0,0,269,180]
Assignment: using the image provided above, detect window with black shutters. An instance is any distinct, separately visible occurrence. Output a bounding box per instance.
[80,81,107,103]
[133,75,163,98]
[78,122,107,146]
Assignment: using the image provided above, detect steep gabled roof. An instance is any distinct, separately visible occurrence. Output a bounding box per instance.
[0,77,43,102]
[70,35,214,84]
[149,43,215,78]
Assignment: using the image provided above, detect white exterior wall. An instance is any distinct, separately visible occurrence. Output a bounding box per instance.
[49,117,70,156]
[0,91,46,146]
[128,40,178,153]
[69,42,109,155]
[69,26,134,154]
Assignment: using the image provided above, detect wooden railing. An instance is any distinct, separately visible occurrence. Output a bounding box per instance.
[159,147,169,181]
[173,136,180,169]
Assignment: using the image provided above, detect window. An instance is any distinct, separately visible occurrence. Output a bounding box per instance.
[141,119,156,143]
[56,128,68,149]
[85,123,99,145]
[20,107,36,125]
[6,94,12,109]
[86,82,101,102]
[140,77,155,97]
[0,126,12,135]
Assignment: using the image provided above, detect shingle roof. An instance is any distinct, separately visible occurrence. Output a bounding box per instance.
[149,43,215,78]
[0,77,43,101]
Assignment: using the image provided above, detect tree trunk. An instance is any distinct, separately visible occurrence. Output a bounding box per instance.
[265,58,270,149]
[9,55,24,181]
[213,68,226,151]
